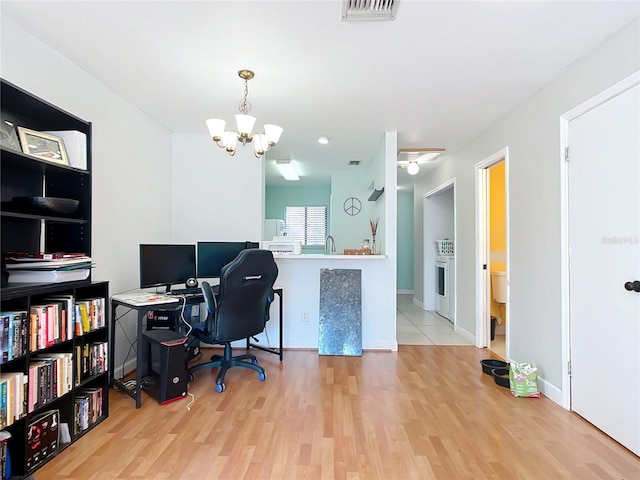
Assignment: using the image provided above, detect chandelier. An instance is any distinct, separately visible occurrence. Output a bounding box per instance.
[205,69,283,158]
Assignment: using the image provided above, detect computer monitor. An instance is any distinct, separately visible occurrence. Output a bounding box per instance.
[139,244,196,292]
[196,241,258,279]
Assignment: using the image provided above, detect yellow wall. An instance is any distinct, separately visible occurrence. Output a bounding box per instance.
[489,161,506,323]
[489,161,506,271]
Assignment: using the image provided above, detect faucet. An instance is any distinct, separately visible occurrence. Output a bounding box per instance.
[324,235,336,255]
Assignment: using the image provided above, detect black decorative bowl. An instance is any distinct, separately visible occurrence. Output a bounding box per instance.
[492,367,510,388]
[12,196,80,215]
[480,359,508,375]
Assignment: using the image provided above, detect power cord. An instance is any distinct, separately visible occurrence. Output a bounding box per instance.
[140,376,156,389]
[176,295,193,338]
[186,391,195,411]
[115,306,137,380]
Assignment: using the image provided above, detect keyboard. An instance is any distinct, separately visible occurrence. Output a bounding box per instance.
[168,287,202,296]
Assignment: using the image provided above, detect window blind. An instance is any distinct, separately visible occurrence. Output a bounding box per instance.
[285,206,327,246]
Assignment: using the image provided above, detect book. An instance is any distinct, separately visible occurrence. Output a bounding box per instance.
[34,353,72,396]
[76,301,91,334]
[26,409,59,471]
[5,252,86,260]
[8,268,90,284]
[0,314,10,362]
[44,295,75,342]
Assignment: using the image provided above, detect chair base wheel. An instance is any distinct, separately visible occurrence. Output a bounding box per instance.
[216,383,225,393]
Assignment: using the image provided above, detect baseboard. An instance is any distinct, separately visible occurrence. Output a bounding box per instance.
[537,376,563,407]
[397,289,414,295]
[454,325,476,345]
[114,357,138,380]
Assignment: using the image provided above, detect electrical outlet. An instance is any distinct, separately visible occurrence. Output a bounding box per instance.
[301,311,309,322]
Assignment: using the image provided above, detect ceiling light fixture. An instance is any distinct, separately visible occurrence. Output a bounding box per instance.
[206,69,283,158]
[397,147,446,175]
[407,160,419,175]
[276,159,300,181]
[318,136,329,145]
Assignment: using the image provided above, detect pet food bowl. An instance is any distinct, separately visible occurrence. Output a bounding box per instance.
[480,359,508,375]
[492,367,510,388]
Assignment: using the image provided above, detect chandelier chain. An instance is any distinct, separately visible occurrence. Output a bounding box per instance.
[238,78,252,115]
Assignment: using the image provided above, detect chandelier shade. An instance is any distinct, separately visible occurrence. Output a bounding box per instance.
[206,69,283,158]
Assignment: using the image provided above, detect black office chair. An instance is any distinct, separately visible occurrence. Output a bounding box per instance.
[187,249,278,393]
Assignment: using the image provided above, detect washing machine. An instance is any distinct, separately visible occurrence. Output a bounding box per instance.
[436,255,450,319]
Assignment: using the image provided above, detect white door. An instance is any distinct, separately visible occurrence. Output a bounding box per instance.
[568,82,639,455]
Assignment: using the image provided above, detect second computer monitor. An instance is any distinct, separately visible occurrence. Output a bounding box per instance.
[139,244,197,291]
[196,241,258,279]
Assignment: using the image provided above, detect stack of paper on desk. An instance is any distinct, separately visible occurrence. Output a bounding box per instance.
[111,292,179,306]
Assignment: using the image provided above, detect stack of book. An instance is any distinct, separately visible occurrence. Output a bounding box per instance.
[4,252,93,284]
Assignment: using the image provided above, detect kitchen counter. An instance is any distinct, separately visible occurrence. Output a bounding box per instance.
[273,253,387,260]
[266,253,396,351]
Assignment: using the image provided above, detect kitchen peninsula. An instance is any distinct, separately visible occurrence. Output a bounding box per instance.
[267,253,397,352]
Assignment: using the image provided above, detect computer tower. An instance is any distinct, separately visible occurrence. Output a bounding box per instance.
[141,330,188,404]
[147,308,200,361]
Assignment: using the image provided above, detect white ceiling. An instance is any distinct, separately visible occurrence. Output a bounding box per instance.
[2,1,638,188]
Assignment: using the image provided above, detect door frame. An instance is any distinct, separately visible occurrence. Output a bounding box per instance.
[559,70,640,410]
[423,179,456,319]
[475,147,509,350]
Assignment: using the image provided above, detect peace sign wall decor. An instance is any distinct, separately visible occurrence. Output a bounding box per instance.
[343,197,362,216]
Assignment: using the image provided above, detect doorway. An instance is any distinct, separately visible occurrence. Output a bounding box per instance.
[475,148,509,357]
[423,180,455,322]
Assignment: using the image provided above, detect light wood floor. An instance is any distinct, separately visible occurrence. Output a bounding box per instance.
[37,346,639,479]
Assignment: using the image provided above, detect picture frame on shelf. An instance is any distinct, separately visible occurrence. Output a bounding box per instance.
[0,119,21,152]
[17,126,69,166]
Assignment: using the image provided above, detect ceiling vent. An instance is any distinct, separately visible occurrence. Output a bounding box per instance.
[349,160,361,166]
[342,0,399,21]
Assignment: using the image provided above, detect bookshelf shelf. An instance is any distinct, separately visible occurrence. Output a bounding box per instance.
[0,79,108,479]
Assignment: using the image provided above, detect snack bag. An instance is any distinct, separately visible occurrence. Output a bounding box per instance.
[509,362,540,398]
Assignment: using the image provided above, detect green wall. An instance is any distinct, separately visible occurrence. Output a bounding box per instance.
[397,191,414,292]
[265,185,332,253]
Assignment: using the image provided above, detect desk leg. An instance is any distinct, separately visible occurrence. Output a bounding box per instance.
[246,289,283,361]
[109,303,116,387]
[110,300,145,409]
[134,309,145,408]
[277,290,283,362]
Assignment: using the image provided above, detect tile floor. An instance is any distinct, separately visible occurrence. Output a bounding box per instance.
[396,294,473,346]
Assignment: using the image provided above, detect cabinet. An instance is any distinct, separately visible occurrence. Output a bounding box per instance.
[0,79,108,478]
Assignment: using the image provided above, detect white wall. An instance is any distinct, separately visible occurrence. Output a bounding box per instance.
[171,133,263,244]
[414,18,640,396]
[1,16,173,374]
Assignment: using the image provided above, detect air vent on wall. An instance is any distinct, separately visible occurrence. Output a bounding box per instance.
[342,0,399,21]
[349,160,360,166]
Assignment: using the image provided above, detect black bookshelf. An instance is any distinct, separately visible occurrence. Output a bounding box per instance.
[0,79,108,479]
